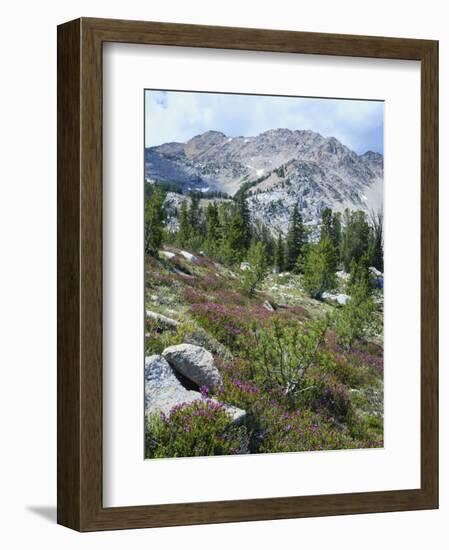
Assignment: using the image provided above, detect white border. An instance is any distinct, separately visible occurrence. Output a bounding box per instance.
[103,43,421,507]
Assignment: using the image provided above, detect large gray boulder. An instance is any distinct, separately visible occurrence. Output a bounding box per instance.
[145,354,246,424]
[145,355,200,420]
[162,344,222,389]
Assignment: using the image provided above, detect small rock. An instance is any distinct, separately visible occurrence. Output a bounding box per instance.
[172,267,194,278]
[146,310,180,328]
[336,270,350,280]
[162,343,222,389]
[159,250,176,259]
[221,403,246,423]
[369,266,383,277]
[240,261,251,271]
[322,292,351,305]
[335,294,350,305]
[263,300,276,312]
[179,250,197,263]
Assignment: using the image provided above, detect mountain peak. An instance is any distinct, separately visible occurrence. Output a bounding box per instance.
[260,128,294,136]
[361,150,382,159]
[145,128,383,221]
[190,130,227,140]
[184,130,228,159]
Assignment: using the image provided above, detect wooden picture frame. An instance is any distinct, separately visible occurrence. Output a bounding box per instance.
[57,17,438,531]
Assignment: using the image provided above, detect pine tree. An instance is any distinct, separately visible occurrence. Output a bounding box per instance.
[348,252,372,297]
[333,280,376,350]
[176,201,191,247]
[319,208,342,270]
[242,242,268,297]
[331,211,342,257]
[340,209,370,271]
[187,191,204,249]
[144,186,166,256]
[222,196,251,265]
[235,194,251,250]
[216,202,232,263]
[259,223,275,266]
[319,208,338,273]
[189,191,201,229]
[204,202,220,255]
[369,210,383,272]
[225,212,246,264]
[302,235,337,299]
[321,207,333,241]
[274,233,285,273]
[285,204,305,271]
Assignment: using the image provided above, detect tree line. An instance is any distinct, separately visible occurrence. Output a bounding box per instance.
[145,185,383,300]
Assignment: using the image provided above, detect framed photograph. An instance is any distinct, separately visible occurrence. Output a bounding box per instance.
[57,17,438,531]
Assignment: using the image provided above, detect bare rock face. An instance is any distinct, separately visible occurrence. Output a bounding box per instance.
[145,128,384,235]
[162,344,222,390]
[144,355,200,419]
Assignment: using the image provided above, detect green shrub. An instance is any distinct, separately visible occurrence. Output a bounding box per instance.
[347,413,383,446]
[257,408,355,453]
[297,371,353,423]
[324,348,373,388]
[145,399,249,458]
[144,319,198,356]
[144,187,166,255]
[242,317,329,406]
[333,283,376,350]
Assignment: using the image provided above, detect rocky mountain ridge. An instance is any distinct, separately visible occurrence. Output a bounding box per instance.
[145,128,383,233]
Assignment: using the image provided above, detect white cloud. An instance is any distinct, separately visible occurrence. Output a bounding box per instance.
[145,90,383,154]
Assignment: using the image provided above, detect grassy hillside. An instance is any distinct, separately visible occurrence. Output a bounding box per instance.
[145,247,383,458]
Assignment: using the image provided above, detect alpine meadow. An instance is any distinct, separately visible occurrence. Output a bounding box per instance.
[143,90,384,459]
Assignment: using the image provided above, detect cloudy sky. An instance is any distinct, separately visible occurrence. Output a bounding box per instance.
[145,90,384,155]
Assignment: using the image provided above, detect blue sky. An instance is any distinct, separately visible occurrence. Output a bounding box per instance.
[145,90,384,155]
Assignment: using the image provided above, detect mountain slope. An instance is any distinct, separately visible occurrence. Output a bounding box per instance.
[145,128,383,233]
